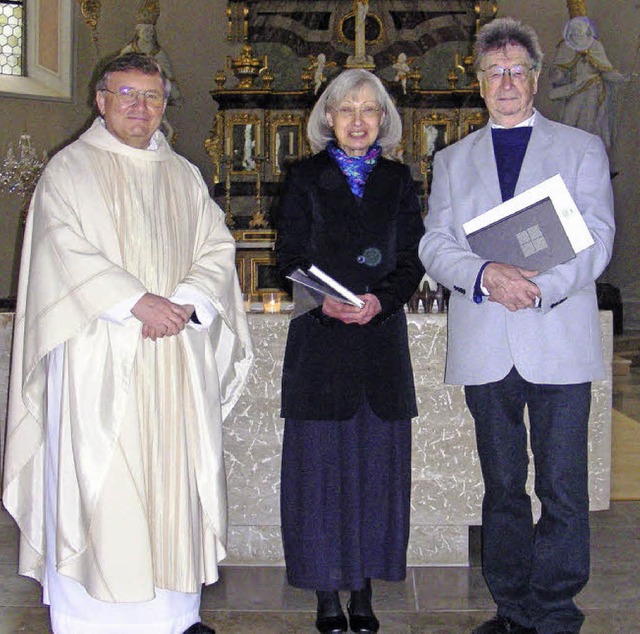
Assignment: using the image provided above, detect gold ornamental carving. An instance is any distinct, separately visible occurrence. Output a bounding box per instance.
[226,43,269,90]
[204,112,224,185]
[226,2,249,42]
[77,0,101,50]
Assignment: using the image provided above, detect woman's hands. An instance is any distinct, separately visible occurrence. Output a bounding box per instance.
[322,293,381,325]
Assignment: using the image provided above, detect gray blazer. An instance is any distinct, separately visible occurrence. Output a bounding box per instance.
[419,113,615,386]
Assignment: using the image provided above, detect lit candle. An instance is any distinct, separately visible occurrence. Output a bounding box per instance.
[262,292,280,313]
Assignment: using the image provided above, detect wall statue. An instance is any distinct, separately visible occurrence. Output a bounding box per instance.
[549,16,633,153]
[120,0,182,143]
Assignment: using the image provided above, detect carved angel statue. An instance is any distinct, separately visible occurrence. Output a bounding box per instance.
[549,16,633,152]
[308,53,337,94]
[120,0,182,143]
[393,52,414,94]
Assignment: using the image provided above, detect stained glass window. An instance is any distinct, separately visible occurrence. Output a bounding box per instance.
[0,1,24,75]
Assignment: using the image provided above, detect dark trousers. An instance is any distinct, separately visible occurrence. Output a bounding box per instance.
[465,367,591,634]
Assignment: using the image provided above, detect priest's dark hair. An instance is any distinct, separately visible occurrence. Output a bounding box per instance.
[95,52,171,99]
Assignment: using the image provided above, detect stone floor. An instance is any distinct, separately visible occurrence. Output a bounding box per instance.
[1,366,638,633]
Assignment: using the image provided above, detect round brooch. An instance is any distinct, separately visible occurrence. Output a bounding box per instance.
[357,247,382,267]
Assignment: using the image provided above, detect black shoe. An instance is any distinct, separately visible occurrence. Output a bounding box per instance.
[347,601,380,633]
[471,615,535,633]
[315,613,348,633]
[316,590,348,633]
[183,623,216,634]
[347,579,379,633]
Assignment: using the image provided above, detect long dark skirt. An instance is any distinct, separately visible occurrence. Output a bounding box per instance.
[280,400,411,591]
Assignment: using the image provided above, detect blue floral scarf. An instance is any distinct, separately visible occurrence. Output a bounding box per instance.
[326,141,381,198]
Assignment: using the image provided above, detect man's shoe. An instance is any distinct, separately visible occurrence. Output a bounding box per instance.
[472,615,535,633]
[183,623,216,634]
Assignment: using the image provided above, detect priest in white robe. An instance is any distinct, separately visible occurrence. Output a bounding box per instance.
[3,53,253,634]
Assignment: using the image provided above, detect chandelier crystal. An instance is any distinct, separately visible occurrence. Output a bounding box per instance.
[0,134,48,222]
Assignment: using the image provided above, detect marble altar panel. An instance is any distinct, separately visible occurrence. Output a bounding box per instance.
[0,311,613,566]
[223,312,613,566]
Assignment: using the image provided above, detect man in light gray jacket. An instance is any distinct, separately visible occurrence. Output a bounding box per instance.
[419,18,615,634]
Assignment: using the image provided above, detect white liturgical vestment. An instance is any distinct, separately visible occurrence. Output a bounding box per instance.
[3,119,253,631]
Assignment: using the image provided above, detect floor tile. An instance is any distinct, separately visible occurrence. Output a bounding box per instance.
[581,609,640,633]
[590,500,640,527]
[0,606,53,633]
[0,565,43,608]
[0,475,637,631]
[413,566,494,611]
[201,565,310,611]
[200,610,293,633]
[0,510,19,566]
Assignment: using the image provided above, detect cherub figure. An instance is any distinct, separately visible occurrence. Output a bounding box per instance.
[393,52,413,94]
[307,53,336,95]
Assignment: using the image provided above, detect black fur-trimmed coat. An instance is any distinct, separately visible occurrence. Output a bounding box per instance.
[275,150,425,421]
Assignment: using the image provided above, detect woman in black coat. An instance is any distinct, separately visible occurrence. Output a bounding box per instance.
[275,69,424,634]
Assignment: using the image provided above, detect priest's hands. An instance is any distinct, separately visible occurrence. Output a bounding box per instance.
[483,262,541,312]
[132,292,195,340]
[322,293,382,325]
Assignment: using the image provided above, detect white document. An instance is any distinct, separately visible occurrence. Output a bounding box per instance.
[463,174,594,255]
[287,265,365,308]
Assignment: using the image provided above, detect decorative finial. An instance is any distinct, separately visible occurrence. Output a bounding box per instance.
[567,0,588,17]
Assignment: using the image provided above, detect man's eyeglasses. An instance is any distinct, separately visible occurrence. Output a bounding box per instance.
[332,105,383,120]
[101,87,166,108]
[480,65,534,84]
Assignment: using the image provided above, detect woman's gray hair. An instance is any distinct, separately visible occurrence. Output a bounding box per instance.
[307,69,402,157]
[473,17,544,73]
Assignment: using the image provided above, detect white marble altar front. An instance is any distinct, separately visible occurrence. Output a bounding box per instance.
[223,311,613,566]
[0,311,613,566]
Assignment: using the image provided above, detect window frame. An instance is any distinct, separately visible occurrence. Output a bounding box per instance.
[0,0,74,100]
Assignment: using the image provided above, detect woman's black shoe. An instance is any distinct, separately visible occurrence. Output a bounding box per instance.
[347,601,380,633]
[315,612,349,633]
[316,590,348,633]
[347,580,379,633]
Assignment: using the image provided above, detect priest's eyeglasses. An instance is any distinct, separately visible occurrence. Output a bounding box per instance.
[332,105,383,120]
[480,65,533,84]
[101,87,166,108]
